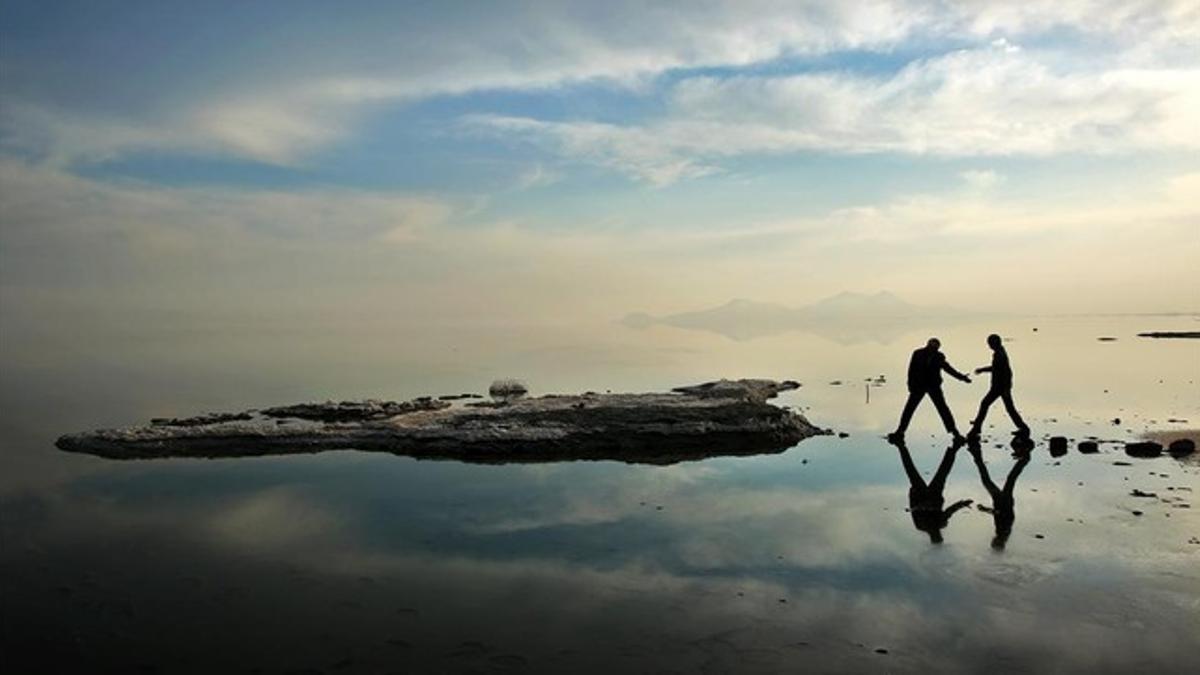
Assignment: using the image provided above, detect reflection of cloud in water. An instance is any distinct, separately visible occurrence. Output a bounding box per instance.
[7,484,1197,673]
[205,487,341,550]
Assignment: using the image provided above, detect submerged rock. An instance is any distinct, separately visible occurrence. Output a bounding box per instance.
[1137,331,1200,339]
[56,379,825,465]
[1168,438,1196,457]
[1049,436,1068,456]
[1125,441,1163,459]
[1077,441,1099,454]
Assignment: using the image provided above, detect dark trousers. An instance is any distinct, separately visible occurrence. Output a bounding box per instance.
[897,386,959,434]
[971,387,1028,432]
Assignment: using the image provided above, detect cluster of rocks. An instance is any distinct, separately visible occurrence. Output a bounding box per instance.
[1126,438,1195,459]
[1038,435,1195,459]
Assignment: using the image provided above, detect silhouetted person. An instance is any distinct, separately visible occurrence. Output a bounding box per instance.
[889,338,971,442]
[968,334,1029,439]
[890,436,972,544]
[968,440,1030,550]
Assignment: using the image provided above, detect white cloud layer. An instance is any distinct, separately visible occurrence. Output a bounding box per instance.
[470,44,1200,182]
[1,160,1196,318]
[0,160,451,247]
[2,1,1197,167]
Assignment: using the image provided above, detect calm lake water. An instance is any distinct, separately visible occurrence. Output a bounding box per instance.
[2,315,1198,673]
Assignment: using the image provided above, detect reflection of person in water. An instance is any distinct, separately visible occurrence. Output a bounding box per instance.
[890,437,972,544]
[968,441,1030,550]
[968,334,1030,439]
[889,338,971,442]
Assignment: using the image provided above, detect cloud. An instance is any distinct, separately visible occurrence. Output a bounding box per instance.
[512,163,563,191]
[0,159,452,247]
[206,488,341,550]
[469,45,1200,182]
[0,0,924,166]
[3,1,1197,167]
[462,115,723,186]
[1,160,1196,322]
[960,169,1003,190]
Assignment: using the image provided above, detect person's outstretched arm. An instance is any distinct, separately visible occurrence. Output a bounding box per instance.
[942,361,971,382]
[974,364,992,375]
[943,499,974,520]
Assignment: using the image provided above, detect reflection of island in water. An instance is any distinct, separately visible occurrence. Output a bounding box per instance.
[622,291,984,344]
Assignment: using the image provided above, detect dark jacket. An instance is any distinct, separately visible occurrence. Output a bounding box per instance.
[987,347,1013,389]
[907,347,967,391]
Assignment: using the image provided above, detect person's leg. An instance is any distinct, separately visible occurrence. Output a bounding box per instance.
[895,441,925,489]
[928,387,960,436]
[970,389,1000,435]
[895,390,925,434]
[1000,390,1029,433]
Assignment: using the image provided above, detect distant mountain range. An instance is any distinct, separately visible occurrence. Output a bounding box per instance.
[622,291,977,343]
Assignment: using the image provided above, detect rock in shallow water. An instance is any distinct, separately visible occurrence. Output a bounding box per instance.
[1049,436,1068,456]
[55,379,825,465]
[1168,438,1196,457]
[1125,441,1163,459]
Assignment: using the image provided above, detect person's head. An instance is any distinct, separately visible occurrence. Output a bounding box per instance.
[987,333,1002,350]
[991,524,1012,551]
[926,337,941,351]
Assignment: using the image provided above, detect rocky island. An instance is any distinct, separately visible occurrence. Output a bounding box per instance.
[56,379,825,465]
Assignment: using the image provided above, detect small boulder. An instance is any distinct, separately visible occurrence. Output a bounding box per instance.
[1078,441,1099,454]
[1168,438,1196,457]
[1125,441,1163,459]
[489,379,528,402]
[1049,436,1068,456]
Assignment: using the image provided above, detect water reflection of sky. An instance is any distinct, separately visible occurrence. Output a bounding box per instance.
[2,316,1197,672]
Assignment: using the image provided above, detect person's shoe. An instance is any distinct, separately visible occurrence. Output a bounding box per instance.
[952,433,967,446]
[886,431,905,444]
[967,427,981,440]
[1011,434,1035,454]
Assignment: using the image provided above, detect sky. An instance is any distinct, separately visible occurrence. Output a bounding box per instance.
[1,0,1198,333]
